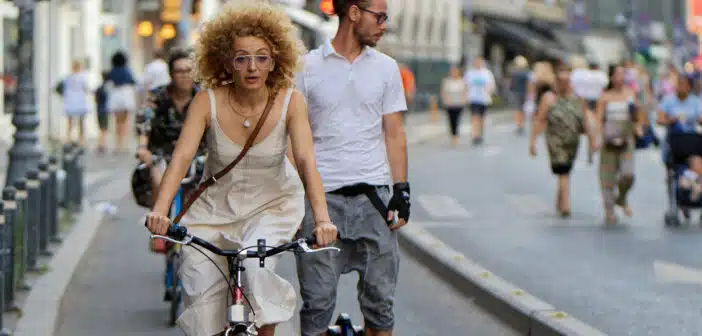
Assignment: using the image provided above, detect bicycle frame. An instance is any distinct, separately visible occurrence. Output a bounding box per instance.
[151,227,339,336]
[225,253,256,334]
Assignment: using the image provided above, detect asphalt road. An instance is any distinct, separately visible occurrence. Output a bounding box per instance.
[409,123,702,335]
[53,153,517,335]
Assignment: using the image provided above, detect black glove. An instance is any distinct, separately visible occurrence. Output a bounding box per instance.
[387,182,410,222]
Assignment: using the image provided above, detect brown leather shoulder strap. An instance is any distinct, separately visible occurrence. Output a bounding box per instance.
[173,92,278,224]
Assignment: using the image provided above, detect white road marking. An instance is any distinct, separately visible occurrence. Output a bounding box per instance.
[410,220,464,228]
[483,146,502,157]
[492,124,513,134]
[416,194,473,219]
[653,260,702,285]
[505,193,552,215]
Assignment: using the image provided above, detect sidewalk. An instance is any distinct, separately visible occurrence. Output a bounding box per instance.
[11,153,134,335]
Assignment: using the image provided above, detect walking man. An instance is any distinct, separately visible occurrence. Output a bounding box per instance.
[294,0,410,335]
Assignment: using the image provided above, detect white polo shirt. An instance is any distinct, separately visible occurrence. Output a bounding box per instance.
[295,40,407,192]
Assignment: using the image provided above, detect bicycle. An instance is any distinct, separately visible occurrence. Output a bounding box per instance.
[150,225,340,335]
[141,154,205,326]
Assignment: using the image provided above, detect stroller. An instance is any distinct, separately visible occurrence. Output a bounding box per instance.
[664,132,702,226]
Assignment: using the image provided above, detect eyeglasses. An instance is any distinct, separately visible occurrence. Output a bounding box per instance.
[232,55,274,70]
[357,6,388,25]
[171,68,192,75]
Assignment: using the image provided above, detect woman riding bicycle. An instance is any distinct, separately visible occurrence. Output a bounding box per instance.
[136,48,205,203]
[144,2,338,335]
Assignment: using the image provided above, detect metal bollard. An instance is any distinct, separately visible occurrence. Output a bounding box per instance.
[25,170,41,272]
[1,187,16,311]
[0,202,9,335]
[61,143,74,210]
[48,156,61,243]
[74,145,84,211]
[13,179,30,291]
[38,159,52,256]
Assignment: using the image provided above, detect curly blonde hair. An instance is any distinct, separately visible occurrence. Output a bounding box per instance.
[193,0,306,90]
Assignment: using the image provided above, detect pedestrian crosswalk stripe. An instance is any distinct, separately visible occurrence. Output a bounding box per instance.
[483,146,502,157]
[416,194,473,219]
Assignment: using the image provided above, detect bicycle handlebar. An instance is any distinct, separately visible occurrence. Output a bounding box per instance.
[150,226,339,264]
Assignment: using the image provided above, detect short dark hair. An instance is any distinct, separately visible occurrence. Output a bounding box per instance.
[111,51,128,68]
[167,48,192,73]
[153,48,166,59]
[333,0,371,21]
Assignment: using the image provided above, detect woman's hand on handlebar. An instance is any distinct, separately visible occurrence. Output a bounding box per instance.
[313,222,338,247]
[145,211,171,235]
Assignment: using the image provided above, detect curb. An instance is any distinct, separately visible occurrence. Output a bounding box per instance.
[14,206,105,335]
[397,225,608,336]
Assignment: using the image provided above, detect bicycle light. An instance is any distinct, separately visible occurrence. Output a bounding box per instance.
[257,239,266,267]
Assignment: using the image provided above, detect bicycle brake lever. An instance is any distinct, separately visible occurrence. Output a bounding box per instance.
[150,234,192,245]
[298,241,340,253]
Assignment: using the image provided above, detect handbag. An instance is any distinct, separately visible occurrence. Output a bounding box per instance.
[603,101,637,151]
[603,121,628,151]
[172,91,278,224]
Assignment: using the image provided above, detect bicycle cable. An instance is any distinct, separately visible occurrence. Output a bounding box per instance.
[184,243,295,320]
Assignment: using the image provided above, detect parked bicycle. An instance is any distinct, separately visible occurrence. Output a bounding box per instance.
[150,225,340,335]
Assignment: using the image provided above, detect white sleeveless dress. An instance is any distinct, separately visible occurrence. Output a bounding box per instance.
[176,88,304,335]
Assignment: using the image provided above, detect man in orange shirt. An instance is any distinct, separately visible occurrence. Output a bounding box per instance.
[399,63,415,115]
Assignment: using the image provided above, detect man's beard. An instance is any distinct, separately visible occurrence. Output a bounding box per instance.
[354,29,377,48]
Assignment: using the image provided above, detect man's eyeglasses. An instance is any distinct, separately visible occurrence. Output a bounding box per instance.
[232,55,274,70]
[358,7,388,25]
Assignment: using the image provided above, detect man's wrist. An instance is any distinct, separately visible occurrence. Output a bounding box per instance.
[392,182,410,197]
[393,181,409,187]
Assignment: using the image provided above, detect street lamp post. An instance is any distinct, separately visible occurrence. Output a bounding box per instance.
[6,0,47,186]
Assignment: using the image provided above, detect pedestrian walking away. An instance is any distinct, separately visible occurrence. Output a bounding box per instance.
[95,71,110,153]
[294,0,410,335]
[523,61,555,122]
[530,60,598,217]
[59,60,91,147]
[105,51,138,152]
[464,56,496,145]
[141,48,172,93]
[595,64,644,225]
[143,2,337,335]
[509,55,530,135]
[570,59,608,122]
[441,65,467,146]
